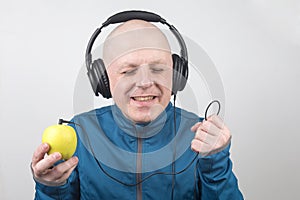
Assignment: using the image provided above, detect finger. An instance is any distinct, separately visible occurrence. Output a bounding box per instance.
[33,156,78,187]
[190,122,202,132]
[195,129,221,149]
[198,127,231,153]
[191,138,222,156]
[199,120,221,136]
[53,165,77,185]
[207,115,225,130]
[34,152,62,176]
[191,139,203,153]
[194,129,209,144]
[32,143,49,166]
[50,156,78,180]
[191,139,210,153]
[203,117,231,141]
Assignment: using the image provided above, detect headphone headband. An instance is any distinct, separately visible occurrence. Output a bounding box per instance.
[85,10,188,71]
[103,10,164,26]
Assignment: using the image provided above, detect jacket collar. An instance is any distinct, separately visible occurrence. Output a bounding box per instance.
[111,102,173,138]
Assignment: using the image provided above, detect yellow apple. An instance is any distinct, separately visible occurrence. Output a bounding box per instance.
[42,124,77,160]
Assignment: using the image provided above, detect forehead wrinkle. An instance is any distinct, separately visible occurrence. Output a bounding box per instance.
[120,57,169,68]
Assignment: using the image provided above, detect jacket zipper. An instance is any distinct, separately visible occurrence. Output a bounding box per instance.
[136,135,143,200]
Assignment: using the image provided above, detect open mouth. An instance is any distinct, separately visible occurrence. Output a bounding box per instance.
[131,96,156,102]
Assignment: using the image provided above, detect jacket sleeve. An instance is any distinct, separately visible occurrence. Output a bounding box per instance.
[34,167,80,200]
[197,143,244,200]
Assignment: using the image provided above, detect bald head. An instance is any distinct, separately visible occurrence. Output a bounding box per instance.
[103,20,171,66]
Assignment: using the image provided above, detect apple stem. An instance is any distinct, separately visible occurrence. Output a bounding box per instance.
[58,118,81,127]
[58,118,72,125]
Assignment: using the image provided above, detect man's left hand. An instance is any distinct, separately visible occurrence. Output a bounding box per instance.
[191,115,231,156]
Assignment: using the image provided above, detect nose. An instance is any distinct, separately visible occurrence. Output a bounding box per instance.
[135,66,154,88]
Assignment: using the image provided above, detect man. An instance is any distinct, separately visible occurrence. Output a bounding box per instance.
[31,18,243,199]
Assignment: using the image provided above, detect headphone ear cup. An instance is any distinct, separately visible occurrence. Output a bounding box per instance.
[87,65,100,96]
[90,59,112,98]
[172,54,188,95]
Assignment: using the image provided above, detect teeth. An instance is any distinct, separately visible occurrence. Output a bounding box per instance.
[133,96,154,101]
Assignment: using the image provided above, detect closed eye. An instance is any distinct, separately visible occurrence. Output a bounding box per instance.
[149,63,166,73]
[151,68,164,73]
[121,68,137,75]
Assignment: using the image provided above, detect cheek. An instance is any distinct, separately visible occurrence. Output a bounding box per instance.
[110,77,134,98]
[155,72,173,92]
[108,71,124,95]
[107,70,117,92]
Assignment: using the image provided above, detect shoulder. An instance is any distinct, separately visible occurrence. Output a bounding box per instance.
[174,106,204,122]
[73,105,113,120]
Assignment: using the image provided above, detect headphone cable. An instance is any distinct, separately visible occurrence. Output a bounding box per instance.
[73,121,198,187]
[64,99,220,188]
[171,95,177,199]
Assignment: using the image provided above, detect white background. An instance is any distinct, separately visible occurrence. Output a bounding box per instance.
[1,0,300,199]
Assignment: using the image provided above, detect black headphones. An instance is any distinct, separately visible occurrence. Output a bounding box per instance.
[85,10,189,98]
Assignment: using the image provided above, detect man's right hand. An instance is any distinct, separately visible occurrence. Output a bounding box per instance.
[31,143,78,186]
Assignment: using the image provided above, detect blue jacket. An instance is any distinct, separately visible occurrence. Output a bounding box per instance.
[34,103,243,199]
